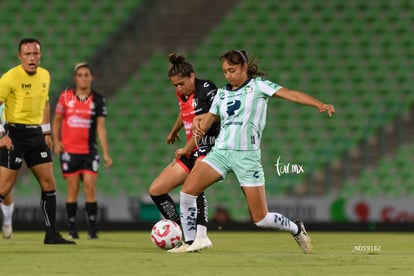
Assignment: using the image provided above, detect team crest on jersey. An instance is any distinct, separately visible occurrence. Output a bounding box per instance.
[67,99,75,108]
[245,85,253,93]
[192,98,198,109]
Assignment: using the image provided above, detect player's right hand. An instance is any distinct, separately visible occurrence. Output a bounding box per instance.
[0,135,14,150]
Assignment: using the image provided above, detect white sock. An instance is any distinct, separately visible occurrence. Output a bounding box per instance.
[179,191,198,243]
[255,212,298,235]
[196,225,207,238]
[1,202,14,226]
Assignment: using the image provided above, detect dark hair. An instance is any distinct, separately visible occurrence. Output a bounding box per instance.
[19,38,41,52]
[220,50,267,78]
[73,62,94,75]
[168,53,194,78]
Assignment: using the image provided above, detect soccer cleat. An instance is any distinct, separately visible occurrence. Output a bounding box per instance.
[88,230,99,240]
[44,232,76,245]
[167,243,190,253]
[293,221,312,254]
[68,230,79,239]
[186,236,212,252]
[2,224,12,239]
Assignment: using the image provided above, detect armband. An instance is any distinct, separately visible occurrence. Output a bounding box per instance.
[41,123,51,134]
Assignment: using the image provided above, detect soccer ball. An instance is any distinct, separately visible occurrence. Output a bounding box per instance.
[151,219,182,250]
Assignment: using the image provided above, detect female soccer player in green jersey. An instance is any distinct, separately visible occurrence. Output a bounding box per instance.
[170,50,334,254]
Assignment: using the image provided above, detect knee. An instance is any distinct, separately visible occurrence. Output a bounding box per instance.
[148,183,157,196]
[83,185,96,196]
[41,177,56,191]
[149,180,174,196]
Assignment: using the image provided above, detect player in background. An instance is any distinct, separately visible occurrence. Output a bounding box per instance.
[170,50,335,253]
[148,53,220,250]
[0,38,75,244]
[52,62,112,239]
[0,103,14,239]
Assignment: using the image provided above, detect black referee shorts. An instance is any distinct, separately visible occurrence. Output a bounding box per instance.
[0,123,52,170]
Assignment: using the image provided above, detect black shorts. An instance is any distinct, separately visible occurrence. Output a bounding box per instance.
[0,123,53,170]
[176,146,213,173]
[60,152,100,177]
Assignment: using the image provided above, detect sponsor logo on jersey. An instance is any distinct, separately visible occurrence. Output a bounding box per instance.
[67,115,92,128]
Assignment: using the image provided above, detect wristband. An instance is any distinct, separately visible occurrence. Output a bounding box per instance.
[41,123,51,133]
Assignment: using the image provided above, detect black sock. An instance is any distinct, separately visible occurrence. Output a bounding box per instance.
[150,194,180,224]
[196,192,208,226]
[41,190,57,235]
[85,202,98,231]
[66,202,78,230]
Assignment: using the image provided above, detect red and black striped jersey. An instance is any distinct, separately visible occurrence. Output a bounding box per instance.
[55,89,107,154]
[177,78,220,146]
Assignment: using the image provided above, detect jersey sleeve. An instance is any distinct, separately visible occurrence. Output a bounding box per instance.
[194,80,218,115]
[257,78,283,97]
[0,73,13,103]
[44,69,51,102]
[209,88,222,115]
[205,81,218,105]
[95,95,107,117]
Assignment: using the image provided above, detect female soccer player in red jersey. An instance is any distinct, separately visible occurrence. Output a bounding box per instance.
[148,53,220,250]
[52,63,112,239]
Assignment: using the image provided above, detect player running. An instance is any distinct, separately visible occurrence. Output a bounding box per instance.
[52,62,112,239]
[148,53,220,250]
[170,50,334,253]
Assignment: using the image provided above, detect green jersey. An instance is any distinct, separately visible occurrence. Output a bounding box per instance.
[210,77,282,150]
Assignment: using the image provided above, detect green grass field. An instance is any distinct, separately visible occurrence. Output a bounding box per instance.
[0,231,413,276]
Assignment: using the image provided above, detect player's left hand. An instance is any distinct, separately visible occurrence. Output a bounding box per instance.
[44,135,53,149]
[104,155,113,167]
